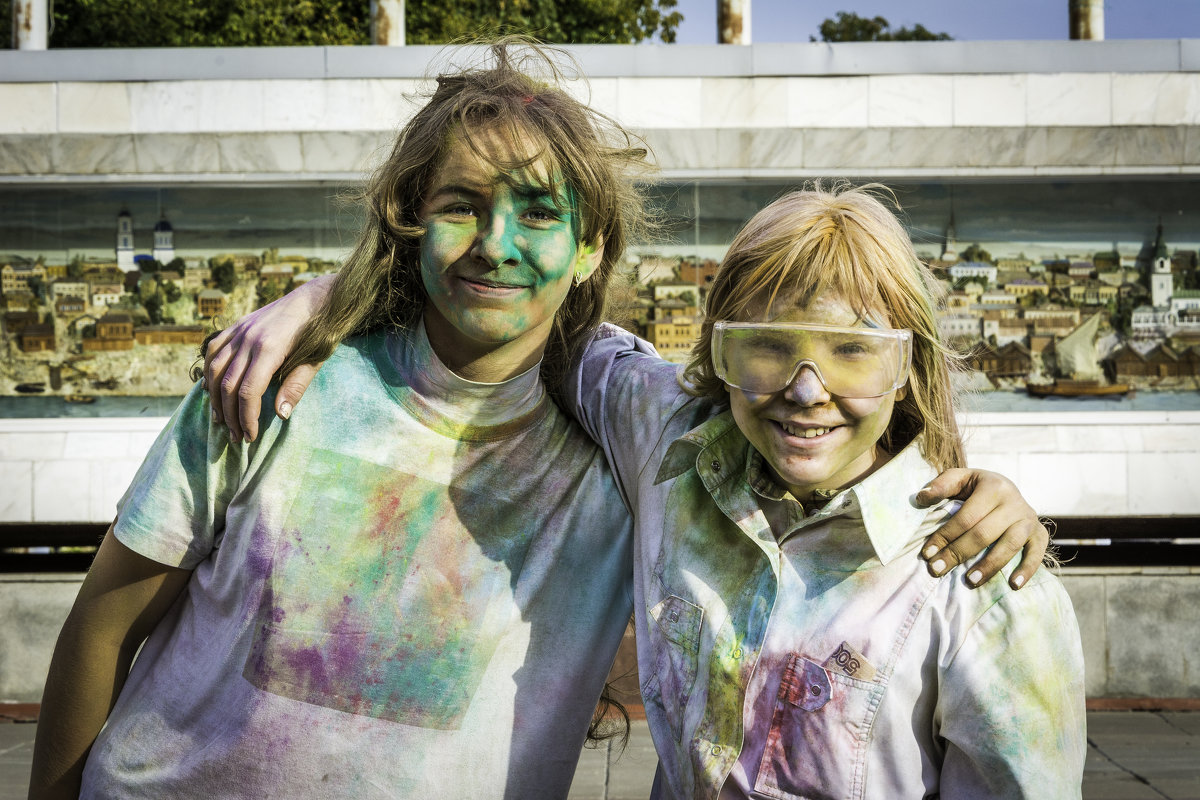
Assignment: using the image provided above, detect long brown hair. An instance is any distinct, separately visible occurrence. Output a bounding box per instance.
[683,183,965,471]
[280,38,654,401]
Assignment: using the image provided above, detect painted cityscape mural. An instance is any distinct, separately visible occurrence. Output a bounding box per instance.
[2,180,1199,407]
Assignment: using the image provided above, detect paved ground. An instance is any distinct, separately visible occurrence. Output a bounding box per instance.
[3,712,1196,799]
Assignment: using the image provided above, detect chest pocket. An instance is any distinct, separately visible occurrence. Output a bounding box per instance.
[754,654,882,800]
[642,594,704,743]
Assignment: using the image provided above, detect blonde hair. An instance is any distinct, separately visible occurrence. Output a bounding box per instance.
[683,182,965,471]
[279,38,654,400]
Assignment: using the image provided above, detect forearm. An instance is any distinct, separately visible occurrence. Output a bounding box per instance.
[28,619,139,798]
[29,528,191,799]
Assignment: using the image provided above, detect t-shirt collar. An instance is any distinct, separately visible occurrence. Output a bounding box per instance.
[380,319,548,436]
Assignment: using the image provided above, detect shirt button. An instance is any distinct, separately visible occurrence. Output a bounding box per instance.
[710,460,721,472]
[711,745,722,755]
[810,685,822,696]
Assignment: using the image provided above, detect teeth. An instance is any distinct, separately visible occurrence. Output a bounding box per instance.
[780,422,830,438]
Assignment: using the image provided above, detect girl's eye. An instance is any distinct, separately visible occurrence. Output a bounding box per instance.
[524,206,562,224]
[832,340,870,357]
[442,203,476,218]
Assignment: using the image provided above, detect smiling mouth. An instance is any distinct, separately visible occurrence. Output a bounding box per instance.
[461,277,527,292]
[776,421,838,439]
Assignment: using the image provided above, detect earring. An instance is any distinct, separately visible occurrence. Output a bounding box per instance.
[574,269,585,287]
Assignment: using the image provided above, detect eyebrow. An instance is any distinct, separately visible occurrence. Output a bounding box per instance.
[511,183,565,207]
[427,182,487,199]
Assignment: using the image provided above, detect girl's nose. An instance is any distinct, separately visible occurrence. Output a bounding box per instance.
[785,364,831,406]
[472,215,521,266]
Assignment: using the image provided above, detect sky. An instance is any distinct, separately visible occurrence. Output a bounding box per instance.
[671,0,1200,44]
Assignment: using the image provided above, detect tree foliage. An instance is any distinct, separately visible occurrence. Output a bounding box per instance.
[46,0,369,48]
[7,0,680,48]
[408,0,681,44]
[211,260,236,293]
[812,11,952,43]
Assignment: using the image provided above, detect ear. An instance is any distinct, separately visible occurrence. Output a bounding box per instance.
[574,237,605,283]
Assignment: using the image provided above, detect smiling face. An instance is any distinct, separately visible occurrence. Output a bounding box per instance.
[418,127,600,378]
[727,293,904,501]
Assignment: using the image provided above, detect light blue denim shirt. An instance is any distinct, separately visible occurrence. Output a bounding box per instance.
[569,325,1086,800]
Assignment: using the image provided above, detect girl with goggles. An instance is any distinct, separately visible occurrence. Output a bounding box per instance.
[198,179,1069,799]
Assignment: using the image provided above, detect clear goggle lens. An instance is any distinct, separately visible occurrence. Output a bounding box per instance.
[711,321,913,398]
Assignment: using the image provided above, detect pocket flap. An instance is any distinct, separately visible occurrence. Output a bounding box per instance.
[649,595,704,653]
[780,654,832,712]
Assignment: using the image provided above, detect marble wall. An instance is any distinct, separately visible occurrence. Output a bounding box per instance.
[2,411,1197,525]
[4,42,1200,181]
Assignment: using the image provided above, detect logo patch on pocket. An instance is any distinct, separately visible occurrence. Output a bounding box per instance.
[823,641,877,681]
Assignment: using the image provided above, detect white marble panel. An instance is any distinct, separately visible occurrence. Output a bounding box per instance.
[616,78,702,129]
[128,430,163,455]
[325,79,423,131]
[133,133,221,174]
[564,77,619,122]
[1018,452,1128,516]
[1055,424,1146,454]
[868,75,953,128]
[58,83,132,133]
[51,134,135,174]
[63,430,132,459]
[90,458,143,522]
[1127,452,1200,515]
[787,77,869,129]
[0,432,65,460]
[260,80,329,131]
[0,83,55,134]
[1112,73,1200,126]
[33,460,92,522]
[970,425,1054,454]
[642,128,719,171]
[1140,423,1200,452]
[701,78,788,129]
[960,453,1021,485]
[194,81,265,133]
[129,81,201,133]
[0,462,32,522]
[953,75,1027,127]
[1027,73,1111,126]
[217,133,304,173]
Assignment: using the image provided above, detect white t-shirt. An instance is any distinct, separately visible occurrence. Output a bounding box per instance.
[82,324,633,799]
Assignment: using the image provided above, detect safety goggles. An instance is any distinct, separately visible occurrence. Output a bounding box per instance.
[711,321,913,398]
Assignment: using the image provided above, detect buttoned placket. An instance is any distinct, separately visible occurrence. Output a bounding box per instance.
[687,436,787,799]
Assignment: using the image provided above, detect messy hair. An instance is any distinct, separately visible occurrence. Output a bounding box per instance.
[277,37,654,401]
[682,182,965,471]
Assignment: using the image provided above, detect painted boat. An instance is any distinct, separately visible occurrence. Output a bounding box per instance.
[1027,379,1132,397]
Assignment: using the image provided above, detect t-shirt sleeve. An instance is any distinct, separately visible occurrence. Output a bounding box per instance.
[566,324,695,508]
[112,382,248,570]
[935,575,1087,799]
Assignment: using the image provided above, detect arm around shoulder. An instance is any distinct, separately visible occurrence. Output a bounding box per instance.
[28,526,190,800]
[935,575,1087,799]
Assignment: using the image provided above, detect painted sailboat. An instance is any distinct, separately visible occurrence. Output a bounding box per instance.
[1027,313,1132,397]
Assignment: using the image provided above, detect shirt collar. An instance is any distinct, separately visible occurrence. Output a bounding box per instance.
[845,442,941,565]
[655,412,941,566]
[654,411,744,487]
